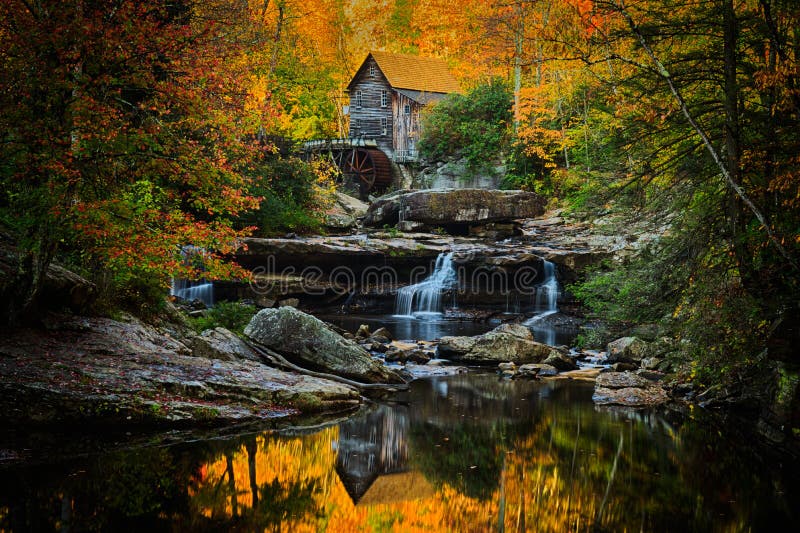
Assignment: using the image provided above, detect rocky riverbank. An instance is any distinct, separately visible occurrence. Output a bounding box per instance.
[0,300,684,430]
[0,192,678,428]
[0,308,388,427]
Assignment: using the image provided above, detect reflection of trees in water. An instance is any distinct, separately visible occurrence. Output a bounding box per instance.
[0,446,197,531]
[406,374,545,500]
[2,378,798,531]
[186,432,334,531]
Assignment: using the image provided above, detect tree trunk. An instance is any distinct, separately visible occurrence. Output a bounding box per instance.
[513,1,524,134]
[721,0,756,291]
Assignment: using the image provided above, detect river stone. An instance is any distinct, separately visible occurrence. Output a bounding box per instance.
[0,314,363,425]
[370,335,391,345]
[636,369,665,381]
[363,189,546,227]
[437,335,478,357]
[605,337,648,364]
[188,327,262,363]
[370,327,393,341]
[356,324,371,338]
[244,307,404,384]
[596,371,652,389]
[543,351,579,371]
[371,342,389,353]
[323,213,357,230]
[42,264,97,313]
[493,323,535,339]
[439,324,558,364]
[406,349,432,364]
[592,386,669,407]
[335,191,368,217]
[641,356,663,370]
[517,363,559,377]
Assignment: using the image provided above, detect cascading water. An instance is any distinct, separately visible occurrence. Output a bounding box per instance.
[170,245,214,308]
[524,260,560,345]
[395,252,457,318]
[170,278,214,308]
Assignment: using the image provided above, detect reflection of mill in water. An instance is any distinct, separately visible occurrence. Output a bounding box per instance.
[334,404,433,505]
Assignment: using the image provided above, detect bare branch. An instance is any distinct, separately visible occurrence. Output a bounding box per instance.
[616,0,800,272]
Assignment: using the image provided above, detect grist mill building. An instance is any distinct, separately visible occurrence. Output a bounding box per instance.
[347,51,461,163]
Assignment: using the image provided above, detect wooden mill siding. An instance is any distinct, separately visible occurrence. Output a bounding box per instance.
[393,92,422,159]
[348,56,394,155]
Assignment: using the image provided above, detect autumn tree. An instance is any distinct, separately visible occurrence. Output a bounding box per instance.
[563,0,800,425]
[0,0,263,321]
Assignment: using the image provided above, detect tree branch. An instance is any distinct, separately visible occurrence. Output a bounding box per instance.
[245,339,409,393]
[616,0,800,273]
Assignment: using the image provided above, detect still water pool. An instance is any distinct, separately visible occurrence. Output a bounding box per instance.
[1,374,796,531]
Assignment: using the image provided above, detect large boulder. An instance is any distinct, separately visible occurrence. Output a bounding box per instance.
[592,371,668,407]
[437,335,478,358]
[335,191,369,218]
[605,337,648,364]
[42,264,97,312]
[0,315,361,425]
[596,371,652,389]
[438,323,560,364]
[517,363,559,378]
[244,307,404,384]
[323,192,369,232]
[0,245,96,314]
[364,189,546,228]
[188,327,262,363]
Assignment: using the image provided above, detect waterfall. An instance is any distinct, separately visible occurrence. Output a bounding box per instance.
[524,260,560,344]
[395,252,457,317]
[532,260,559,317]
[170,245,214,307]
[170,278,214,308]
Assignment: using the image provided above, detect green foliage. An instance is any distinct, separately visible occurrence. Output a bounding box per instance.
[672,251,771,386]
[382,224,401,237]
[570,250,681,327]
[573,326,613,350]
[570,204,775,385]
[418,79,512,172]
[238,155,331,236]
[191,301,257,335]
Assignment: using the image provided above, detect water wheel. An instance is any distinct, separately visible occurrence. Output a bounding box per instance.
[342,148,392,198]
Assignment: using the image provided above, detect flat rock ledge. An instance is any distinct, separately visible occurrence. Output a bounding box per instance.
[364,188,546,228]
[0,316,361,426]
[592,371,669,407]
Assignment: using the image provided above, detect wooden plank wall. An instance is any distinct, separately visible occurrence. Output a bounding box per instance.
[393,93,422,156]
[348,57,393,154]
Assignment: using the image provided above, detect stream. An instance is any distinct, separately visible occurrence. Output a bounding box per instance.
[4,253,794,531]
[1,374,796,531]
